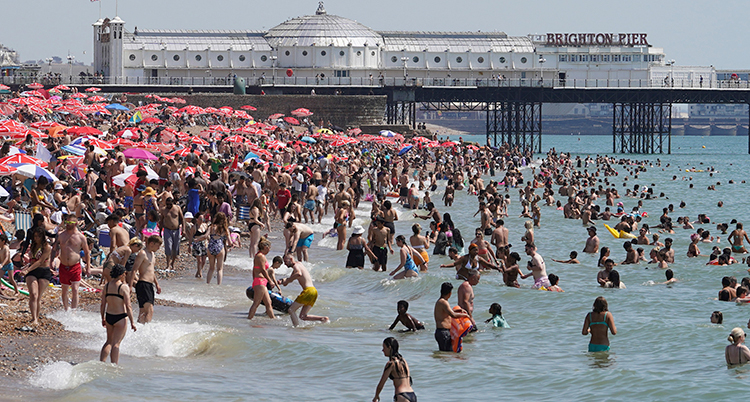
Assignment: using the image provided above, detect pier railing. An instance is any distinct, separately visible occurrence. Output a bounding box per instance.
[2,75,749,90]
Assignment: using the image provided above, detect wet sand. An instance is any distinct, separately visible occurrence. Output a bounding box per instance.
[0,215,288,378]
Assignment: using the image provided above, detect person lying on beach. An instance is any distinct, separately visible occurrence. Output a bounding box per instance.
[389,300,425,332]
[552,251,580,264]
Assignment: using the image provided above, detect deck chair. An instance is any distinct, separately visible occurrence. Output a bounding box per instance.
[14,211,32,235]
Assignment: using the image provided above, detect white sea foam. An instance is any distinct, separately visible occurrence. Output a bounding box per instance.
[29,361,116,390]
[50,310,225,358]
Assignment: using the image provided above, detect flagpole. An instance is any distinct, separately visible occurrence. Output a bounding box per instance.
[99,0,101,19]
[116,0,118,16]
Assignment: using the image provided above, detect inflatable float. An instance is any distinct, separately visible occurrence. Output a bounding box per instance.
[450,306,474,353]
[1,277,29,296]
[603,224,637,239]
[246,286,293,313]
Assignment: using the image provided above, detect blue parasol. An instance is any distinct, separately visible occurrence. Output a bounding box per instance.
[398,145,413,156]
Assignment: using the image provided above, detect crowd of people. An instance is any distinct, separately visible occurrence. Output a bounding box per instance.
[4,87,750,400]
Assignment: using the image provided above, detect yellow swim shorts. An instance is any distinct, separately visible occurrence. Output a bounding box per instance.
[419,250,430,264]
[295,286,318,307]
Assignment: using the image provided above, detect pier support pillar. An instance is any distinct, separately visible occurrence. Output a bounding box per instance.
[486,101,542,153]
[385,88,416,129]
[612,102,672,154]
[385,101,416,129]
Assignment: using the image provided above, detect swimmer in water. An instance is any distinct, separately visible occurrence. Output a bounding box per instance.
[485,303,510,328]
[552,251,580,264]
[389,300,425,332]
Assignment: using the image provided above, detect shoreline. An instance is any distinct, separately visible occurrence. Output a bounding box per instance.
[0,216,289,381]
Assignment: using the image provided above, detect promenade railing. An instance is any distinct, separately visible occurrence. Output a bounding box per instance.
[2,75,750,90]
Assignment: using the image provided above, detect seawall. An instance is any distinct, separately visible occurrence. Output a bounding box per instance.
[123,94,387,129]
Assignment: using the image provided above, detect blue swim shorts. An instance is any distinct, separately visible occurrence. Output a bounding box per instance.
[297,234,314,248]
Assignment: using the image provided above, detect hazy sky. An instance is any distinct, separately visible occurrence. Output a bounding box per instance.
[2,0,747,69]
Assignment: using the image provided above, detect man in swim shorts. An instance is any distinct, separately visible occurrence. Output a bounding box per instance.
[434,282,470,352]
[280,254,329,327]
[132,235,163,323]
[302,181,318,224]
[52,214,90,310]
[370,218,393,272]
[284,221,315,262]
[525,243,550,289]
[728,223,750,254]
[160,197,184,271]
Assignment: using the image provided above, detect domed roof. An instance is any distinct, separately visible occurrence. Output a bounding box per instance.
[265,3,381,48]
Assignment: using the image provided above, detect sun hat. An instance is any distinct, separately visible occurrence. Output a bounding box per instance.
[352,225,365,235]
[184,212,194,219]
[50,211,62,224]
[54,183,64,190]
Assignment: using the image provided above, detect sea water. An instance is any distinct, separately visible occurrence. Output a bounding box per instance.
[4,135,750,401]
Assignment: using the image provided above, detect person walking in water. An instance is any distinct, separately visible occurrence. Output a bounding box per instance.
[132,235,163,323]
[99,264,136,364]
[280,253,329,327]
[582,296,617,352]
[433,282,470,352]
[373,337,417,402]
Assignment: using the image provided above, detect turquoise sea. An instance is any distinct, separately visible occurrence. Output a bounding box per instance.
[4,135,750,401]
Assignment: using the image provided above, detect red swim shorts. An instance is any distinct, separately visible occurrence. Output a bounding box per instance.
[59,262,82,285]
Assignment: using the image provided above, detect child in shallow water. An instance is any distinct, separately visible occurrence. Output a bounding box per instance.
[485,303,510,328]
[388,300,424,332]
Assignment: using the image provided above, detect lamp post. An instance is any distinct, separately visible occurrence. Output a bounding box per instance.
[538,55,546,87]
[66,54,75,84]
[401,56,409,85]
[669,59,675,87]
[271,55,278,85]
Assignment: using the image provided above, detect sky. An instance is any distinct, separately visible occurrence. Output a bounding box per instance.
[1,0,748,69]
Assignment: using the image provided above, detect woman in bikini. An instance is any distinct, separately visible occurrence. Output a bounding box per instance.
[247,198,265,258]
[247,238,279,320]
[99,264,136,365]
[102,238,143,284]
[470,228,499,269]
[440,244,479,280]
[390,235,419,280]
[187,212,209,278]
[409,223,430,272]
[334,200,349,250]
[582,296,617,352]
[373,337,416,402]
[206,212,230,285]
[725,327,750,365]
[18,228,52,326]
